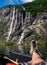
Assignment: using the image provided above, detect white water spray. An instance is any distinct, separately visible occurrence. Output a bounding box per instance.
[18,32,24,45]
[18,14,25,52]
[6,7,15,41]
[18,32,24,53]
[21,6,26,11]
[18,6,26,53]
[12,9,18,33]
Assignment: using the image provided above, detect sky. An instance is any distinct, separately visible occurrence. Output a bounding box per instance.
[0,0,33,8]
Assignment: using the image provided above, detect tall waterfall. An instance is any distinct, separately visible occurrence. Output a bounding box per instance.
[18,32,24,45]
[12,9,18,33]
[5,7,15,54]
[6,7,15,41]
[18,14,24,53]
[18,31,25,53]
[18,6,26,53]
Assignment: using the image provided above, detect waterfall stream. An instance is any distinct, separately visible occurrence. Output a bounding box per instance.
[18,31,25,53]
[6,7,15,41]
[18,32,24,45]
[12,9,18,33]
[18,6,26,53]
[6,6,26,53]
[5,7,15,54]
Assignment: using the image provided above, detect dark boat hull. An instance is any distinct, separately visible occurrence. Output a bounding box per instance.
[0,52,31,65]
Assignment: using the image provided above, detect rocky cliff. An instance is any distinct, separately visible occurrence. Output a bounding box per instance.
[0,6,47,42]
[0,6,47,55]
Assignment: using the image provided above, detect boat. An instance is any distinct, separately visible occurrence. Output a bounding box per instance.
[0,51,31,65]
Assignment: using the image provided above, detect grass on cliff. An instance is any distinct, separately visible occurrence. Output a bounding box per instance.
[37,40,47,58]
[22,0,47,14]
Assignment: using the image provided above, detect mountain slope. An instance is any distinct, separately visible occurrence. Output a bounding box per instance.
[0,0,47,57]
[21,0,47,14]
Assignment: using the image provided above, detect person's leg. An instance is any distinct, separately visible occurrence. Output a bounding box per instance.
[28,40,44,65]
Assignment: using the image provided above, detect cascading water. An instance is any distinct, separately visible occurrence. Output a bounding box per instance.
[6,7,15,41]
[18,6,26,53]
[18,31,25,53]
[18,32,24,45]
[12,9,18,33]
[17,15,24,53]
[5,6,15,55]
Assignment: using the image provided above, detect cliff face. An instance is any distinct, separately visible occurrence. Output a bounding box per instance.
[28,12,47,40]
[0,6,47,42]
[0,6,47,55]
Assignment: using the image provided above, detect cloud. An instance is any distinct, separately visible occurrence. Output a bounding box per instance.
[23,0,33,3]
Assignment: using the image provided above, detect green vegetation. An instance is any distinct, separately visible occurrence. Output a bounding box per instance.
[0,41,18,54]
[34,0,47,4]
[0,22,7,41]
[14,0,47,14]
[0,22,7,32]
[0,40,6,54]
[37,40,47,58]
[22,0,47,14]
[2,0,47,15]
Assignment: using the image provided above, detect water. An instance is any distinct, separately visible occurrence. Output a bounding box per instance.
[18,30,25,53]
[6,6,26,53]
[12,9,18,33]
[21,6,26,11]
[18,32,24,45]
[5,7,15,55]
[18,28,25,53]
[18,6,26,53]
[6,7,15,41]
[18,11,26,44]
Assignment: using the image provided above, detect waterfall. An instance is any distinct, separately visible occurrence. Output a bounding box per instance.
[18,31,24,44]
[21,6,26,11]
[6,7,15,41]
[18,15,25,53]
[18,32,24,53]
[12,9,18,33]
[5,7,15,55]
[18,6,26,53]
